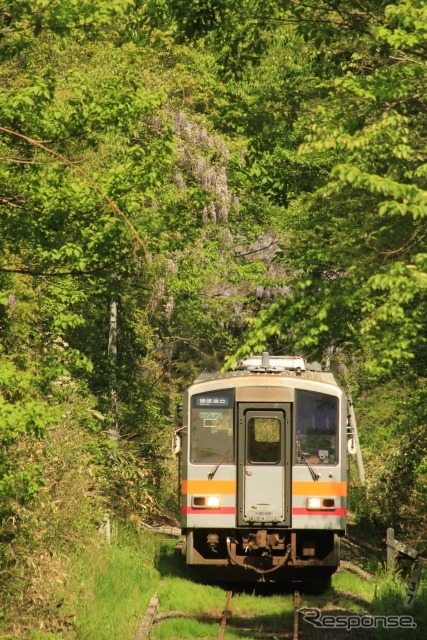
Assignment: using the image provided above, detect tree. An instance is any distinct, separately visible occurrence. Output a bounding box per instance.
[221,0,427,375]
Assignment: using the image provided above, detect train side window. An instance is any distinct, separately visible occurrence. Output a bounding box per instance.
[248,417,280,464]
[295,391,338,464]
[190,390,234,464]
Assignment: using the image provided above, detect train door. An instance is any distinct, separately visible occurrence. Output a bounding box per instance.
[237,403,291,527]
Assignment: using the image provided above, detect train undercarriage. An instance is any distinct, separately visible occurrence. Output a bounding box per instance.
[180,528,341,582]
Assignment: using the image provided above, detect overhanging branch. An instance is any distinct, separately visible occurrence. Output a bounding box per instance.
[0,126,148,258]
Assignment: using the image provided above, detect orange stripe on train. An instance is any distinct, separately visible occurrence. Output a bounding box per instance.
[292,481,347,496]
[182,480,346,496]
[181,480,236,494]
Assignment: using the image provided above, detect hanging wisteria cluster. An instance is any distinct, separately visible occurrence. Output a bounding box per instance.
[173,110,239,223]
[145,112,293,336]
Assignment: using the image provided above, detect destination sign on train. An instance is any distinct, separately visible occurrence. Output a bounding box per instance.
[195,395,231,407]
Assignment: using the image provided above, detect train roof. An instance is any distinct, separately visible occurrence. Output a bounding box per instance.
[193,353,338,386]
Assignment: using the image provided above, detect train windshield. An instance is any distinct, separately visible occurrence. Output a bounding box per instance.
[295,390,338,464]
[190,390,234,464]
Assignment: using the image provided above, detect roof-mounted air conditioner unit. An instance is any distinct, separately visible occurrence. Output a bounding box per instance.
[236,352,306,372]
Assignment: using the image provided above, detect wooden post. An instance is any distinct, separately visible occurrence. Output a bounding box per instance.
[386,528,418,568]
[404,561,422,610]
[386,527,396,569]
[386,527,421,608]
[98,514,111,544]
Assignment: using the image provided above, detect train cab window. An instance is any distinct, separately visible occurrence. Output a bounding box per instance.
[190,390,234,464]
[248,417,280,464]
[295,391,338,464]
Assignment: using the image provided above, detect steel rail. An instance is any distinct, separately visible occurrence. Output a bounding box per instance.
[293,589,300,640]
[218,590,233,640]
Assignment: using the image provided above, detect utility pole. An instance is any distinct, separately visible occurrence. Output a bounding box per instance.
[108,295,119,440]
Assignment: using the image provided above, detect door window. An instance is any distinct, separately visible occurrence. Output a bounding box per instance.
[248,417,280,464]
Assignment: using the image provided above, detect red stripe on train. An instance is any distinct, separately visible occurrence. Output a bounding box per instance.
[292,507,347,516]
[182,507,345,516]
[181,507,236,515]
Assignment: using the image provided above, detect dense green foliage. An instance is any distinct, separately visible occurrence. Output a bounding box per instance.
[0,0,425,635]
[212,0,427,375]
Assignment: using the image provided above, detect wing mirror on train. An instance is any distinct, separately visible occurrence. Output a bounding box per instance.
[172,433,181,456]
[172,426,187,455]
[172,418,187,456]
[172,404,184,455]
[346,400,366,483]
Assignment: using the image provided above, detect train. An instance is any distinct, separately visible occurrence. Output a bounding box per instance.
[173,352,361,583]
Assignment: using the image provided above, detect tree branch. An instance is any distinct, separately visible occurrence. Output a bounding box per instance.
[236,239,279,258]
[0,156,86,165]
[0,264,113,277]
[0,126,148,258]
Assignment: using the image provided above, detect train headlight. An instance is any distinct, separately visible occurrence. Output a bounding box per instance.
[306,497,335,510]
[206,496,221,508]
[191,496,221,509]
[307,497,322,510]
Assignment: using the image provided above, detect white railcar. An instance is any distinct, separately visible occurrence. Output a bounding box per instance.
[175,353,356,583]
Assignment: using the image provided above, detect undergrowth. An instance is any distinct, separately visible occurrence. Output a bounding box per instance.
[371,566,426,639]
[70,526,160,640]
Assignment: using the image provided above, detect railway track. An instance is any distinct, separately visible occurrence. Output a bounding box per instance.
[216,587,301,640]
[136,578,377,640]
[136,585,303,639]
[218,590,233,640]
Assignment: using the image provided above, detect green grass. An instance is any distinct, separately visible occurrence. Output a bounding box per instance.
[152,617,263,640]
[157,577,223,614]
[23,635,61,640]
[332,569,376,601]
[70,526,161,640]
[370,567,427,640]
[152,618,224,640]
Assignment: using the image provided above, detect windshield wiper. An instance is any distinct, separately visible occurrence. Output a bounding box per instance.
[296,440,320,481]
[208,447,230,480]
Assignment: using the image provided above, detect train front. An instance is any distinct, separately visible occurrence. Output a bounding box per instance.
[178,355,348,583]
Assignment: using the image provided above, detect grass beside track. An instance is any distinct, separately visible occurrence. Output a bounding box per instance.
[12,531,426,640]
[20,525,161,640]
[71,533,159,640]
